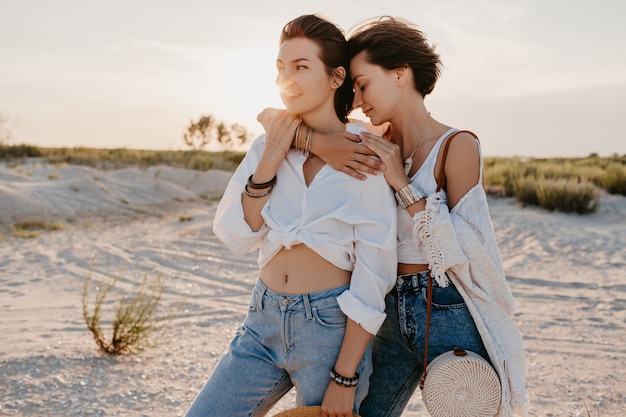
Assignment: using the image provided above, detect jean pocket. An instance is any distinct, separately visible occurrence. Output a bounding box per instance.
[421,284,466,310]
[312,303,347,328]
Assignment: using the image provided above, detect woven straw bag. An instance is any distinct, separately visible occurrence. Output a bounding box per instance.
[421,348,501,417]
[418,130,501,417]
[273,406,360,417]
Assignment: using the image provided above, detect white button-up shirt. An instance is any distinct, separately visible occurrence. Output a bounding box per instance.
[213,123,397,334]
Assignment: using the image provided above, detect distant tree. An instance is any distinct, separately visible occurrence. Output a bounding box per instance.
[0,114,16,145]
[183,114,251,150]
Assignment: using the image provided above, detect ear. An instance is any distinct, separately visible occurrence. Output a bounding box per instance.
[394,66,410,87]
[330,67,346,89]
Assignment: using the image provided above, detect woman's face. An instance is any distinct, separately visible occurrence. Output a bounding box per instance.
[350,51,401,126]
[276,37,334,117]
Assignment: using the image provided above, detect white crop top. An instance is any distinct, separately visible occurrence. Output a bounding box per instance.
[396,128,458,264]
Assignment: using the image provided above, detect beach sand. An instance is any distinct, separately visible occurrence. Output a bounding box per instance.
[1,161,625,416]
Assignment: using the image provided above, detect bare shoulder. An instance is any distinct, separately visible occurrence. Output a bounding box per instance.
[447,131,480,155]
[440,131,481,206]
[445,131,480,169]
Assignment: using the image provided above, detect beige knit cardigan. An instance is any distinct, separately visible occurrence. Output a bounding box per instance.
[411,184,529,417]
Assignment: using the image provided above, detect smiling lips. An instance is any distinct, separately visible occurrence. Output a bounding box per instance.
[281,91,301,100]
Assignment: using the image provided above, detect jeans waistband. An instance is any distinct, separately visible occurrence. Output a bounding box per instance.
[395,270,436,291]
[253,279,349,314]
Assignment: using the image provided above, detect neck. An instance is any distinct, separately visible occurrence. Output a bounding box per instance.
[389,102,431,153]
[300,102,345,134]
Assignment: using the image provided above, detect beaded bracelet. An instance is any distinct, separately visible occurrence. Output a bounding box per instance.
[329,367,359,388]
[243,184,272,198]
[247,174,277,190]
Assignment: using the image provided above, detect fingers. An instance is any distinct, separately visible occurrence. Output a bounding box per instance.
[343,132,362,143]
[353,153,384,172]
[338,166,367,181]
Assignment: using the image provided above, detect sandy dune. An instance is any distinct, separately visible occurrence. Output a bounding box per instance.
[1,161,625,416]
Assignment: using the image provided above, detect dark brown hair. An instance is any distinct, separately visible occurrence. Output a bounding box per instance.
[348,17,442,97]
[280,14,353,122]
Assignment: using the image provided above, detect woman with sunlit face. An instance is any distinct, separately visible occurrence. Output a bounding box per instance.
[279,16,528,417]
[185,14,397,417]
[276,38,335,119]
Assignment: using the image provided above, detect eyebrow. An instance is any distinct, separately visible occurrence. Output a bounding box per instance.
[276,58,312,64]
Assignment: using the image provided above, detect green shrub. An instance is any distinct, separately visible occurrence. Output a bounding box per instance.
[82,271,169,355]
[535,179,600,214]
[11,220,65,238]
[0,144,43,159]
[595,163,626,195]
[511,177,539,207]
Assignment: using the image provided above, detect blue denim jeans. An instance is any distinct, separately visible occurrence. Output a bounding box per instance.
[359,271,488,417]
[185,279,372,417]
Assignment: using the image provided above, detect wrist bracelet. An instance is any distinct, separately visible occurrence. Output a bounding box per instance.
[243,184,272,198]
[247,174,277,190]
[329,367,359,388]
[395,182,426,208]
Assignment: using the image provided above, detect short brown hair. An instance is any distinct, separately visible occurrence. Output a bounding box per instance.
[348,17,442,97]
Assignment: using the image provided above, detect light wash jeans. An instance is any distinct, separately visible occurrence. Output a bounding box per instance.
[359,271,488,417]
[186,279,372,417]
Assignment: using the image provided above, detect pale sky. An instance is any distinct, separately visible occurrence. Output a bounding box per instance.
[1,0,625,157]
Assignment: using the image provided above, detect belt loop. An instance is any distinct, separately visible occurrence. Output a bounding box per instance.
[303,293,313,320]
[412,273,419,290]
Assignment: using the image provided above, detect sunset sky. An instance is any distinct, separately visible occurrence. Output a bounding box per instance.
[1,0,625,157]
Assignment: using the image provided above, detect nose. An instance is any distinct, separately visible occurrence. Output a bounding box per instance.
[276,68,293,89]
[352,89,362,109]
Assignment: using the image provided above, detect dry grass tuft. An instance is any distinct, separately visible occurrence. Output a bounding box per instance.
[82,270,173,355]
[11,220,65,238]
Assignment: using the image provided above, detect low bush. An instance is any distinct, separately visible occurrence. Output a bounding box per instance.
[11,220,65,238]
[536,179,600,214]
[82,271,170,355]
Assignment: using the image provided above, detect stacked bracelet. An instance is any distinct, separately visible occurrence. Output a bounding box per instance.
[303,126,313,157]
[395,182,426,208]
[247,174,277,189]
[243,184,272,198]
[293,122,314,157]
[243,174,276,198]
[330,367,359,388]
[293,121,304,150]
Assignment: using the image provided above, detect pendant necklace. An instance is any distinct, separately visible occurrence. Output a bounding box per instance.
[403,113,432,176]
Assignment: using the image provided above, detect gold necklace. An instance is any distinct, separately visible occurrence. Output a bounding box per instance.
[404,113,432,175]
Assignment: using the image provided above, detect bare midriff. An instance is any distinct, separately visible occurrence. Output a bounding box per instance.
[397,263,430,275]
[260,244,351,295]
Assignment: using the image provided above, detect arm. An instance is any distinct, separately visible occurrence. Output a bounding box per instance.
[257,107,383,180]
[321,320,371,417]
[213,113,298,253]
[309,130,383,180]
[242,111,298,230]
[359,131,480,213]
[322,174,398,416]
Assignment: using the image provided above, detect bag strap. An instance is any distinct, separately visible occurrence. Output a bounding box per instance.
[420,129,478,390]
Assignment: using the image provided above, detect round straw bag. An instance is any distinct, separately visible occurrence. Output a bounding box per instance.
[421,348,501,417]
[273,406,360,417]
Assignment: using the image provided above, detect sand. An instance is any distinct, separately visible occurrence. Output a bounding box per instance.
[1,161,625,416]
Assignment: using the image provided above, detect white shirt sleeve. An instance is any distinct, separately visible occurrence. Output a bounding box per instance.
[212,135,268,256]
[337,172,398,335]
